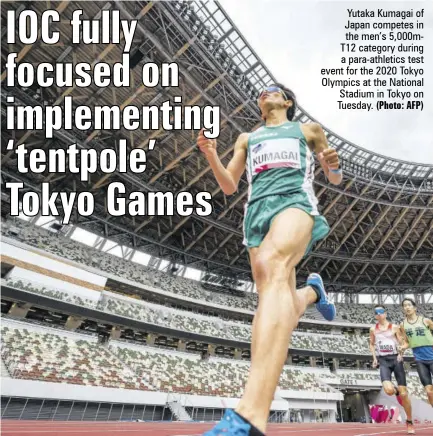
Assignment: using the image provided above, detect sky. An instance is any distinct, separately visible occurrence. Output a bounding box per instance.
[218,0,433,165]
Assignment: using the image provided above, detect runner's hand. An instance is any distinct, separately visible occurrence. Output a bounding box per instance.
[197,129,217,158]
[397,354,403,363]
[372,359,378,368]
[319,148,340,170]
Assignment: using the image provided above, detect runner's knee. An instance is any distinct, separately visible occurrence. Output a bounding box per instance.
[384,385,395,396]
[425,385,433,394]
[253,249,297,288]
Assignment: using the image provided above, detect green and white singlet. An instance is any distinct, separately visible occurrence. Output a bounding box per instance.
[242,121,330,253]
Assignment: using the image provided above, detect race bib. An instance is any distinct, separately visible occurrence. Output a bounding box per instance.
[378,341,396,354]
[250,138,301,177]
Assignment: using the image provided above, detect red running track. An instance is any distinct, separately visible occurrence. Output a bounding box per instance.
[2,421,433,436]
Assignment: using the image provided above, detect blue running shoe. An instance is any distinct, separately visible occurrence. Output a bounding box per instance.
[203,409,251,435]
[306,273,336,322]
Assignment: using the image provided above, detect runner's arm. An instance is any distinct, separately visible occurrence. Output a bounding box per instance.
[198,131,248,195]
[224,133,249,194]
[399,323,410,352]
[424,318,433,330]
[394,325,407,356]
[307,123,342,186]
[369,328,378,364]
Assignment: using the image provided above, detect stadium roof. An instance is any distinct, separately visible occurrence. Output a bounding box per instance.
[1,0,432,294]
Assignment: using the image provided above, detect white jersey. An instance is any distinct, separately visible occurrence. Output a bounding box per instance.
[374,322,398,357]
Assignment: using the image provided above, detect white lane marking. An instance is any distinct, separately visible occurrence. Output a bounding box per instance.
[354,426,433,436]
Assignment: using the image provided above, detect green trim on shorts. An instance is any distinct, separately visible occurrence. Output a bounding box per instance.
[243,193,330,257]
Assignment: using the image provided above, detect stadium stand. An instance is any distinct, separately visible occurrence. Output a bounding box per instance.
[407,375,429,402]
[4,220,431,327]
[1,323,151,391]
[111,345,244,397]
[4,278,98,309]
[4,276,371,354]
[338,304,433,325]
[1,319,427,404]
[278,367,335,393]
[0,320,337,398]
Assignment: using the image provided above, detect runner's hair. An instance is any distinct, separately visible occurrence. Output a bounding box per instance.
[401,298,416,308]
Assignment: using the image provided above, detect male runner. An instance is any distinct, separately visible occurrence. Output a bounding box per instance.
[370,305,415,434]
[400,298,433,407]
[197,84,339,435]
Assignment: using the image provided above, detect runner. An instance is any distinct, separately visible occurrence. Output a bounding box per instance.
[198,83,339,435]
[401,298,433,407]
[370,305,415,434]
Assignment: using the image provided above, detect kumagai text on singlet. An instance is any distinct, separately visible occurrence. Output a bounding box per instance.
[245,121,317,209]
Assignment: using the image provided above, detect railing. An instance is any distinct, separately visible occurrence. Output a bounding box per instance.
[166,393,193,421]
[0,397,320,423]
[1,314,97,339]
[1,397,173,421]
[182,407,290,423]
[268,410,290,423]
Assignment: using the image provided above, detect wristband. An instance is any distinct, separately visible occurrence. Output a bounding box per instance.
[330,168,342,174]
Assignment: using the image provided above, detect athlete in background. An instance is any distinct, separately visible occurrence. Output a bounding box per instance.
[198,83,339,436]
[370,305,415,434]
[400,298,433,407]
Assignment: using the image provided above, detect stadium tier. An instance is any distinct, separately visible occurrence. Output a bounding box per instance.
[4,276,371,355]
[1,320,426,403]
[3,278,98,310]
[1,324,151,391]
[1,320,334,398]
[3,220,432,328]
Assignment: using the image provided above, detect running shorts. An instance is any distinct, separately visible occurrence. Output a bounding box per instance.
[242,193,330,257]
[378,355,407,386]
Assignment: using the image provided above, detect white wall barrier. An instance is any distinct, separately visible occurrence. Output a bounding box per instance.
[2,379,333,413]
